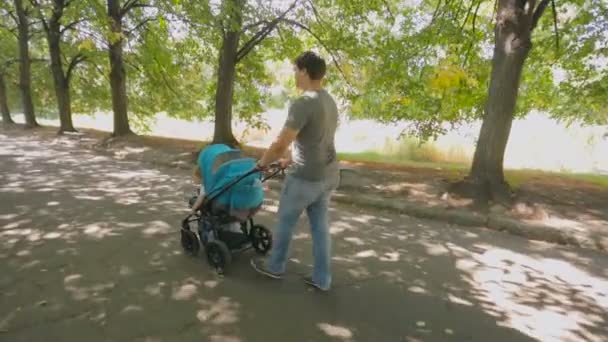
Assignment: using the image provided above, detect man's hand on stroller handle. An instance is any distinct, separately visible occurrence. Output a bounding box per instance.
[190,192,205,215]
[255,158,289,171]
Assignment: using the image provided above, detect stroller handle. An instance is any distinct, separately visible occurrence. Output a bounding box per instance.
[204,164,281,204]
[181,213,199,230]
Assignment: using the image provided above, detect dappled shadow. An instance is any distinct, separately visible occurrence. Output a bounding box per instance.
[1,131,607,341]
[304,209,608,341]
[341,163,608,247]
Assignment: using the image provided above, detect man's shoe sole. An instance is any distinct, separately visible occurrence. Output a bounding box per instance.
[303,277,330,291]
[250,259,282,279]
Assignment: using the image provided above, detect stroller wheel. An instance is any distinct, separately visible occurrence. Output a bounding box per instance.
[206,240,231,274]
[251,225,272,255]
[181,229,200,256]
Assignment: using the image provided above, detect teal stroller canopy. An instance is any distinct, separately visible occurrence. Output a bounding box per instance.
[197,144,264,221]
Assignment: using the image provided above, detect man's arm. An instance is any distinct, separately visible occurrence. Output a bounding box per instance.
[257,127,298,168]
[190,192,205,215]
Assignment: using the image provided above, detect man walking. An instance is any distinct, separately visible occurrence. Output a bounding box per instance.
[251,51,340,291]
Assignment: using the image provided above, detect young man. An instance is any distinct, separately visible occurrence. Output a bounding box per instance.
[251,51,340,291]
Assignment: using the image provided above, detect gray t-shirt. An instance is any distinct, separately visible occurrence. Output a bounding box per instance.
[284,89,339,181]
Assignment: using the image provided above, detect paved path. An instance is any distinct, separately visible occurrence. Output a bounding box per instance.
[1,132,608,342]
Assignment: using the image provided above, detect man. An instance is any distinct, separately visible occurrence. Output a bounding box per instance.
[251,51,340,291]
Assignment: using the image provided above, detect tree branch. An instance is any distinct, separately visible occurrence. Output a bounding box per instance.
[151,56,180,97]
[453,0,466,21]
[121,0,138,16]
[381,0,395,21]
[240,20,270,33]
[306,0,327,29]
[0,22,18,37]
[235,0,299,63]
[430,0,443,26]
[91,62,110,82]
[279,18,354,91]
[276,24,287,47]
[66,53,85,81]
[60,18,86,35]
[551,0,559,53]
[531,0,550,31]
[461,0,482,68]
[28,0,49,32]
[472,0,482,32]
[121,0,151,17]
[6,10,18,23]
[460,1,476,31]
[236,21,278,63]
[126,17,156,36]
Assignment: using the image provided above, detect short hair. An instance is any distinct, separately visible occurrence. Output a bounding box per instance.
[294,51,326,80]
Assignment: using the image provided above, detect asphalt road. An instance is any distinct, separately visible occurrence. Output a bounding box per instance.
[1,132,607,342]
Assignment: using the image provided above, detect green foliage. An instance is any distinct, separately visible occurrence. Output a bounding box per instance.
[1,0,605,141]
[325,0,607,140]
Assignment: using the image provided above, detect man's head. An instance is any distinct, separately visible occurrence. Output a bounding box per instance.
[293,51,326,90]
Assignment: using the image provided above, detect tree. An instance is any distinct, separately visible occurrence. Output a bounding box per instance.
[0,67,14,125]
[106,0,132,136]
[175,0,344,145]
[0,15,18,125]
[453,0,608,204]
[210,0,303,145]
[462,0,551,203]
[341,0,607,204]
[7,0,38,127]
[30,0,87,133]
[211,0,243,146]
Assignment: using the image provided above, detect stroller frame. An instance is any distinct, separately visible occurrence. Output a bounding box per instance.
[180,163,283,274]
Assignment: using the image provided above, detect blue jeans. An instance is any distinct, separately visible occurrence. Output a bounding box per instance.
[266,172,339,289]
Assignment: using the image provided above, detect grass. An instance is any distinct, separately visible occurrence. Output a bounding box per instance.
[338,151,608,189]
[338,151,467,170]
[505,169,608,188]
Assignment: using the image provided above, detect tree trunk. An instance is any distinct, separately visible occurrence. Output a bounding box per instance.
[452,0,532,205]
[14,0,37,128]
[212,31,240,146]
[107,0,132,136]
[212,0,243,146]
[47,26,76,133]
[0,73,14,125]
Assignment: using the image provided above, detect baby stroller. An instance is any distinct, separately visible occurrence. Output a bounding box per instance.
[180,144,283,274]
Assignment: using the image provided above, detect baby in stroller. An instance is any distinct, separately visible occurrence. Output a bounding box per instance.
[181,144,282,274]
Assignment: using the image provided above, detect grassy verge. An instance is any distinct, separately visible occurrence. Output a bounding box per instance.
[338,151,608,189]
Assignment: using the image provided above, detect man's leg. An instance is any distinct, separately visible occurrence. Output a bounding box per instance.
[256,176,320,275]
[306,190,332,290]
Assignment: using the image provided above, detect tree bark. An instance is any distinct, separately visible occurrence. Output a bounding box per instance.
[47,22,76,133]
[212,0,243,146]
[452,0,532,204]
[14,0,37,128]
[107,0,132,136]
[0,73,14,125]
